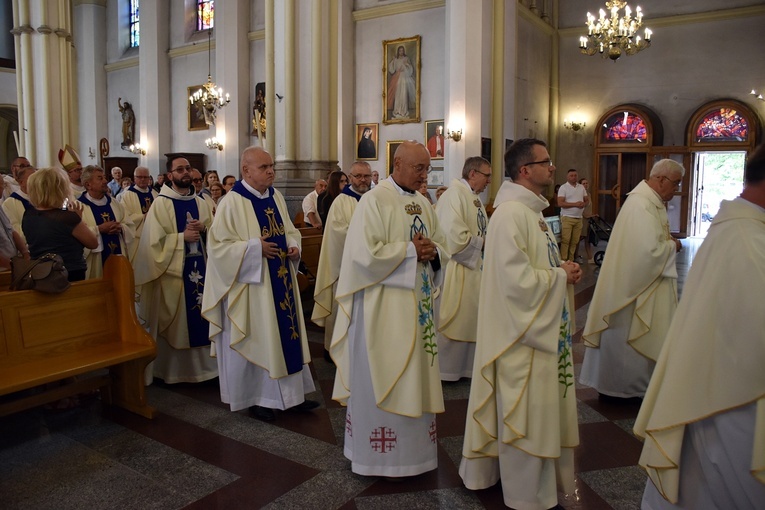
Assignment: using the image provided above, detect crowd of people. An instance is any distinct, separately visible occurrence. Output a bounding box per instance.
[1,138,763,509]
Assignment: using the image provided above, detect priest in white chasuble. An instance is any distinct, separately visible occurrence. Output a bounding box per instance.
[134,157,217,384]
[312,161,373,355]
[202,147,317,422]
[2,164,35,243]
[118,166,158,263]
[434,156,491,381]
[460,139,581,510]
[78,165,135,280]
[634,145,765,510]
[581,159,685,399]
[330,141,447,478]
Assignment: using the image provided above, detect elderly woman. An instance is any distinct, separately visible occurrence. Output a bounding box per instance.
[22,167,98,282]
[209,181,226,205]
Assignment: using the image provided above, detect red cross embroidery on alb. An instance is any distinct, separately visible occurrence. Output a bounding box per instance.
[429,420,437,443]
[369,426,397,453]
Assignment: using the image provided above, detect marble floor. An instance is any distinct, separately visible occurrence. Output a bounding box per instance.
[0,239,703,510]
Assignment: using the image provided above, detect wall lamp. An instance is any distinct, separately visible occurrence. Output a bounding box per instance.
[446,127,463,142]
[205,137,224,151]
[563,119,587,131]
[751,89,765,101]
[128,143,146,155]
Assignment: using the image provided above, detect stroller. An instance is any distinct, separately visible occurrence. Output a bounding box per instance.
[587,216,613,266]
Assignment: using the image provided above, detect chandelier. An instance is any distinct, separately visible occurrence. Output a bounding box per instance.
[189,29,230,125]
[579,1,652,61]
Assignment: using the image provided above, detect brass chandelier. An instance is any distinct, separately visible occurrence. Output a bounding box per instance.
[579,1,652,61]
[189,29,230,125]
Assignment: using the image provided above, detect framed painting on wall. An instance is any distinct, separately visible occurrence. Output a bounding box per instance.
[382,35,421,125]
[427,166,444,187]
[356,123,379,160]
[424,119,445,159]
[188,85,209,131]
[386,140,404,177]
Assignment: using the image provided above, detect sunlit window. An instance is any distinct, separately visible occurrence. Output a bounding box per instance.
[197,0,214,31]
[129,0,139,48]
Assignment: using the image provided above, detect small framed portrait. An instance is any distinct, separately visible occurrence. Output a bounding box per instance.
[386,140,405,177]
[356,123,378,161]
[188,85,209,131]
[382,35,421,125]
[427,167,444,187]
[425,120,445,160]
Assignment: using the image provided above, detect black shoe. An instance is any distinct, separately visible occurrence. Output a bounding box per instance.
[291,399,320,412]
[250,405,276,421]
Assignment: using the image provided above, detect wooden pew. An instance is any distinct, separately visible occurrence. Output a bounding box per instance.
[0,270,10,292]
[297,226,323,297]
[0,256,156,418]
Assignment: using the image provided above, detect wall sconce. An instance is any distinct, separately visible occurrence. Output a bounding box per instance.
[128,143,146,155]
[563,119,587,131]
[750,89,765,101]
[205,137,224,151]
[446,127,463,142]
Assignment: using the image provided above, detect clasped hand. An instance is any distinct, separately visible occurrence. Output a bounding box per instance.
[261,236,300,261]
[99,220,122,235]
[183,219,204,242]
[412,233,437,262]
[561,260,583,285]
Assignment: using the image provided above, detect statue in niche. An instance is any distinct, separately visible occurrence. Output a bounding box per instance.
[252,82,266,142]
[118,98,136,148]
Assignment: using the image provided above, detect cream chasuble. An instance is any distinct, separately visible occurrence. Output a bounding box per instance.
[460,181,579,508]
[312,192,359,350]
[2,191,31,243]
[118,186,158,263]
[434,179,487,381]
[330,178,446,477]
[133,185,216,384]
[79,194,136,280]
[202,185,311,380]
[634,198,765,506]
[581,180,678,397]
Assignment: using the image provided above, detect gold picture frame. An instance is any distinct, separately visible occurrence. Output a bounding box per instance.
[356,123,379,161]
[382,35,421,125]
[386,140,405,177]
[187,85,209,131]
[424,119,445,160]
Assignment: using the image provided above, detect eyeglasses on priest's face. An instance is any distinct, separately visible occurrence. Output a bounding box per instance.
[408,164,433,174]
[660,175,682,189]
[522,159,554,168]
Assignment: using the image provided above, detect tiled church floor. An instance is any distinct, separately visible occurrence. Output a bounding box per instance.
[0,239,702,510]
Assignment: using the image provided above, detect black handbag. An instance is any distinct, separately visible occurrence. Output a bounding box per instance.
[10,253,71,293]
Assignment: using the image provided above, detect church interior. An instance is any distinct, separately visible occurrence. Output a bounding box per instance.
[1,0,764,508]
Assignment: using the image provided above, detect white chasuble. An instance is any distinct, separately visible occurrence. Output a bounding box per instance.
[118,186,157,263]
[331,178,446,476]
[79,194,136,280]
[134,185,217,384]
[434,179,487,380]
[635,198,765,507]
[581,179,678,398]
[460,181,579,510]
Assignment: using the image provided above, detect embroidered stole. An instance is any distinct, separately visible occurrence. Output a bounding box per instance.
[233,182,304,374]
[10,192,33,211]
[164,195,210,347]
[127,185,155,213]
[78,194,122,265]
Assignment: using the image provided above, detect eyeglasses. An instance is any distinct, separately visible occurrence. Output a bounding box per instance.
[409,164,433,174]
[660,175,682,189]
[522,160,554,168]
[351,174,373,180]
[173,165,192,173]
[474,169,492,178]
[192,178,203,183]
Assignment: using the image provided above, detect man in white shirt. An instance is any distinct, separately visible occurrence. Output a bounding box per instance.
[557,168,588,261]
[107,167,123,197]
[301,179,327,228]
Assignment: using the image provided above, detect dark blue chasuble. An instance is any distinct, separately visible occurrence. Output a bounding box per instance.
[126,185,155,213]
[10,192,33,211]
[232,182,303,374]
[160,195,210,347]
[78,194,122,265]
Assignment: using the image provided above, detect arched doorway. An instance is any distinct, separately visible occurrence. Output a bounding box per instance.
[0,105,20,174]
[685,99,759,237]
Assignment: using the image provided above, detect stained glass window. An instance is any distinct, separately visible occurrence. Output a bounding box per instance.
[129,0,139,48]
[601,111,648,143]
[197,0,214,31]
[695,108,749,143]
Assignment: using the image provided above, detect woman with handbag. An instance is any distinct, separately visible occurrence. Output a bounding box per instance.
[22,167,98,282]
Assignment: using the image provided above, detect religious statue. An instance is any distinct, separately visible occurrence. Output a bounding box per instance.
[252,82,266,142]
[118,98,136,148]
